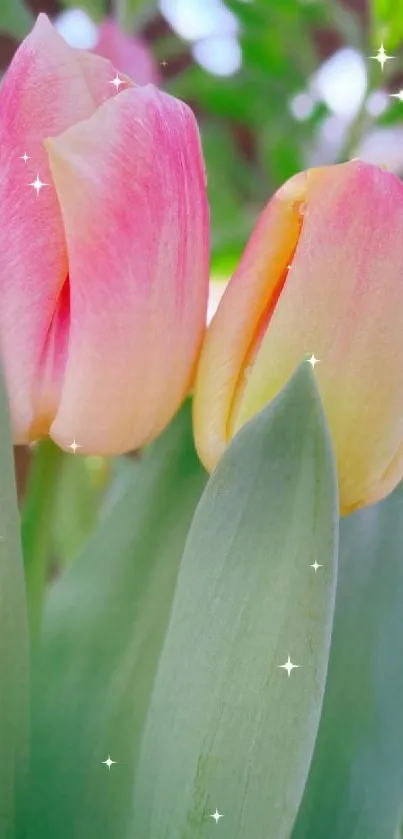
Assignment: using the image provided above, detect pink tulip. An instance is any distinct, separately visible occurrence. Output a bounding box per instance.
[93,19,160,86]
[194,161,403,515]
[0,14,209,454]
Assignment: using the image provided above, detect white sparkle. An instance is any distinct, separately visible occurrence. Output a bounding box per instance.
[161,60,168,67]
[390,89,403,101]
[20,152,30,163]
[370,43,394,71]
[278,656,300,677]
[68,438,81,454]
[210,810,224,823]
[29,174,47,196]
[110,72,125,91]
[102,755,117,770]
[311,561,322,572]
[307,353,320,368]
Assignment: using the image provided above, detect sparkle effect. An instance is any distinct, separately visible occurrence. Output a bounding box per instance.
[370,43,394,71]
[110,73,125,91]
[278,656,300,677]
[29,174,47,196]
[311,561,322,572]
[20,152,30,163]
[102,756,117,770]
[210,810,224,823]
[68,439,81,454]
[308,353,320,368]
[390,90,403,101]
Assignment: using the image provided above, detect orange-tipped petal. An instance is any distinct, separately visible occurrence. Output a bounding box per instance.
[194,160,403,514]
[45,85,209,454]
[194,170,308,471]
[0,14,124,441]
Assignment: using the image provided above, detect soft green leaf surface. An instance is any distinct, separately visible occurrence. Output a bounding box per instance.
[0,369,29,837]
[132,363,339,839]
[26,403,207,839]
[0,0,33,39]
[292,481,403,839]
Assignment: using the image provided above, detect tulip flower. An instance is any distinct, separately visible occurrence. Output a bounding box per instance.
[0,15,209,454]
[93,19,160,86]
[194,160,403,515]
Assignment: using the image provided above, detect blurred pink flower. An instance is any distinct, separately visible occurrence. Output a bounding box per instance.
[93,18,161,86]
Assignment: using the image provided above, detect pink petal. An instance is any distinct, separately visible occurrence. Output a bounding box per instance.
[45,85,209,454]
[0,14,126,441]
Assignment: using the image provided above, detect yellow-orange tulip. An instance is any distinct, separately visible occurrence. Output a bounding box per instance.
[194,160,403,515]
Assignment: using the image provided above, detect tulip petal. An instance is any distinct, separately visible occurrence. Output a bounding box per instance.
[0,14,125,440]
[226,161,403,513]
[194,171,308,471]
[45,85,209,454]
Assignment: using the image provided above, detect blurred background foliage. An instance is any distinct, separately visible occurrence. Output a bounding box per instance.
[3,0,403,567]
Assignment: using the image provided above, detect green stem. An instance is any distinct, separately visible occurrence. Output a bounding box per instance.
[113,0,130,32]
[21,440,64,644]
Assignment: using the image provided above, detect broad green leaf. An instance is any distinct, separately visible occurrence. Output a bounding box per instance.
[0,368,29,837]
[0,0,33,39]
[132,363,339,839]
[291,481,403,839]
[26,402,207,839]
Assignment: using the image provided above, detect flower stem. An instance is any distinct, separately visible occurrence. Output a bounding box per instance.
[113,0,130,32]
[21,440,64,644]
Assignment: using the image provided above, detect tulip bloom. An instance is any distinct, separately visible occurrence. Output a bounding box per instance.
[0,15,209,455]
[194,161,403,514]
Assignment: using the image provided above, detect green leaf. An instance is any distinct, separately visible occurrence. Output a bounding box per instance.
[0,0,33,39]
[291,481,403,839]
[0,368,29,837]
[132,362,339,839]
[26,402,207,839]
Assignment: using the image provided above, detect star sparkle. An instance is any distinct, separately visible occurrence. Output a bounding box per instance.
[390,89,403,101]
[310,561,322,572]
[110,72,126,91]
[370,43,394,71]
[68,438,81,454]
[102,756,117,770]
[29,174,47,196]
[307,353,320,368]
[278,656,300,677]
[20,152,30,163]
[210,810,224,823]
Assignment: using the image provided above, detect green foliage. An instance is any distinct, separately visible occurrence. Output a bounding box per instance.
[0,0,33,38]
[292,481,403,839]
[58,0,157,27]
[371,0,403,48]
[25,403,207,839]
[0,365,29,838]
[132,363,339,838]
